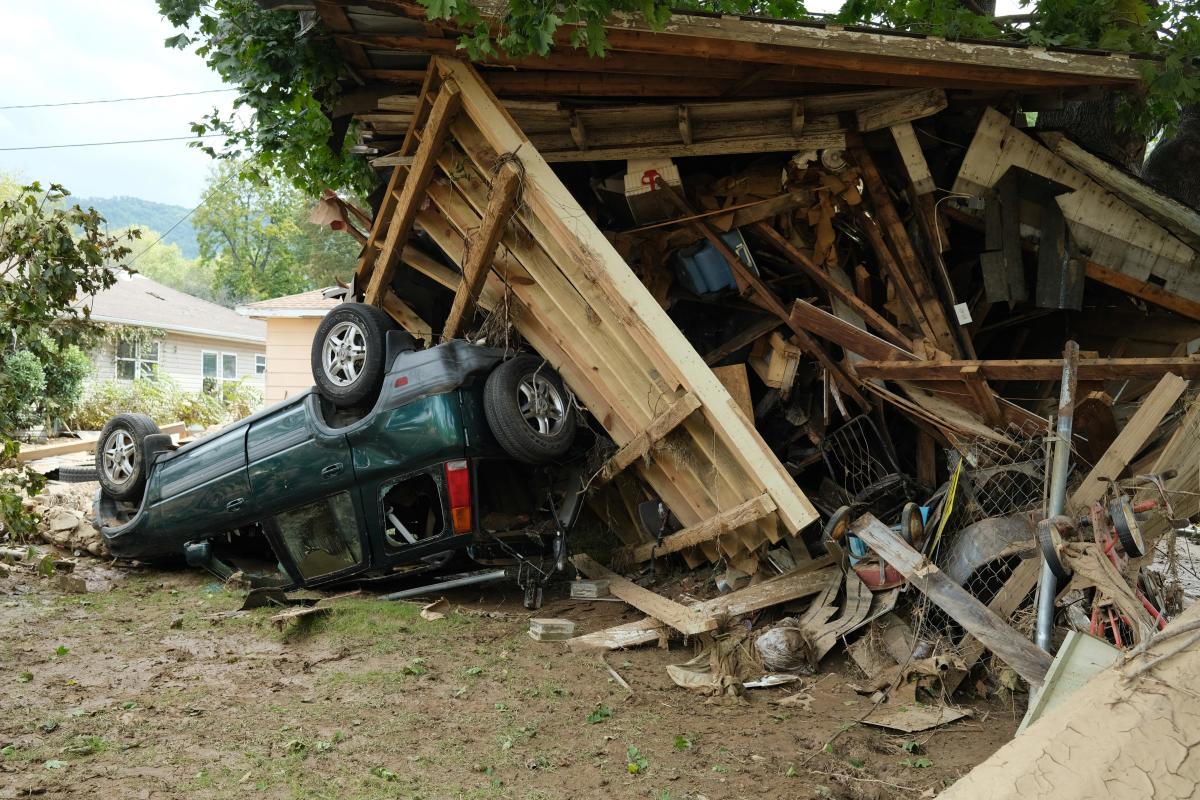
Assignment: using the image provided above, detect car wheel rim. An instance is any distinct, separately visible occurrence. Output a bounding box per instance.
[102,430,137,485]
[323,320,367,387]
[517,373,566,437]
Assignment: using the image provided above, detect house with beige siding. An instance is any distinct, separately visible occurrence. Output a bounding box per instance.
[78,271,266,398]
[237,289,338,404]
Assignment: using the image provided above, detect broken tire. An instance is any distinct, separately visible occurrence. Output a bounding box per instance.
[901,501,924,549]
[56,464,99,483]
[483,355,576,464]
[1037,518,1072,582]
[96,413,160,501]
[311,302,396,408]
[1110,496,1147,557]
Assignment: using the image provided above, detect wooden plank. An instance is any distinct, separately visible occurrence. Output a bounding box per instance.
[851,204,937,343]
[789,298,915,362]
[944,557,1041,693]
[960,365,1004,427]
[381,292,433,341]
[853,357,1200,382]
[1084,259,1200,323]
[20,423,186,463]
[699,561,838,618]
[702,316,781,365]
[852,142,960,356]
[1069,373,1188,510]
[572,554,716,635]
[363,80,462,306]
[441,161,521,339]
[566,617,664,652]
[595,393,702,485]
[749,221,914,349]
[856,88,947,133]
[850,513,1053,688]
[889,122,936,195]
[627,494,776,562]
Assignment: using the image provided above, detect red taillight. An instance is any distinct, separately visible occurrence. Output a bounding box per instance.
[444,459,472,534]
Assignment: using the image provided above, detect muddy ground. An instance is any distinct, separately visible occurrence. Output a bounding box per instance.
[1,554,1020,800]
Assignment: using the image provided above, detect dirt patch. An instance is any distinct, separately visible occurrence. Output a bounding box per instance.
[0,563,1019,799]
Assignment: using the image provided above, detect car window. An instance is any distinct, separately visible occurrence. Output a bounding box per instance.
[274,492,363,580]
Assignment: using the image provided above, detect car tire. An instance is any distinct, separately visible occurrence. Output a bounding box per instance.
[56,465,98,483]
[96,413,160,501]
[311,302,396,408]
[483,355,577,464]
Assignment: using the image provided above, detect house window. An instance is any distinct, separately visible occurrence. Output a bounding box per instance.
[115,339,160,381]
[203,351,239,394]
[255,354,266,375]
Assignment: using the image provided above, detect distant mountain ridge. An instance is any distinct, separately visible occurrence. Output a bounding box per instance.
[73,195,200,259]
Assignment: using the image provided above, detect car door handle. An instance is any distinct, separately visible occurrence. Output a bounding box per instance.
[321,463,345,479]
[225,498,245,512]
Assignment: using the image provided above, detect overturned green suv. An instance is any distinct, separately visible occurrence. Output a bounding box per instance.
[94,303,584,604]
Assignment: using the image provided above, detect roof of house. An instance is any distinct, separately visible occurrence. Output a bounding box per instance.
[293,3,1149,157]
[78,272,266,343]
[237,288,340,318]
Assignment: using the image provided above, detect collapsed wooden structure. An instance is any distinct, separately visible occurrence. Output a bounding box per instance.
[292,1,1200,741]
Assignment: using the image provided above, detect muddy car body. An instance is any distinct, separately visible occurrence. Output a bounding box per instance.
[94,320,583,599]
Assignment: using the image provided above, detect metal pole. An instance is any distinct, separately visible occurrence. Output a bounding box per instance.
[380,569,507,601]
[1037,340,1079,651]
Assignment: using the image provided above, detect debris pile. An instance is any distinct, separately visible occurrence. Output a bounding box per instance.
[331,45,1200,729]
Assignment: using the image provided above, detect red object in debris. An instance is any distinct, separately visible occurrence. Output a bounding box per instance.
[640,169,662,190]
[853,561,906,591]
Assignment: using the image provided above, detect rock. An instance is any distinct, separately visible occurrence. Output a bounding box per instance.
[55,574,87,594]
[46,507,83,533]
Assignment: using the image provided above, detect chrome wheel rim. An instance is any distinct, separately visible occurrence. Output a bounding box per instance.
[517,373,566,437]
[323,320,367,387]
[102,430,137,484]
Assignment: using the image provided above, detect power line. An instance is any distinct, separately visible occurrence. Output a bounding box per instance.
[0,88,236,110]
[125,171,239,267]
[0,134,225,152]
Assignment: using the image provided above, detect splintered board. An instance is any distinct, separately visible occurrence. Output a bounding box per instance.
[953,108,1200,304]
[358,58,819,567]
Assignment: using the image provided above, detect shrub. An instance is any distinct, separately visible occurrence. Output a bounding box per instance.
[69,377,257,431]
[0,350,47,432]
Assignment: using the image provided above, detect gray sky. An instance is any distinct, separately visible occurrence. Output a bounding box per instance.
[0,0,1024,207]
[0,0,233,207]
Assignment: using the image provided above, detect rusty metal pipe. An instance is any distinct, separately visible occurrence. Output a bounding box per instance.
[1037,340,1079,651]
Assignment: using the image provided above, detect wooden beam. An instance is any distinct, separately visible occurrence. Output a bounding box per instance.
[441,162,521,339]
[699,561,838,618]
[566,617,665,652]
[596,393,701,486]
[1084,259,1200,323]
[944,557,1041,693]
[363,80,462,307]
[572,554,716,636]
[1069,373,1188,510]
[852,142,960,356]
[19,423,186,463]
[381,292,433,341]
[788,298,916,362]
[628,494,776,562]
[850,513,1053,688]
[853,357,1200,382]
[703,315,781,365]
[750,221,914,350]
[856,88,947,133]
[960,365,1004,427]
[889,122,936,195]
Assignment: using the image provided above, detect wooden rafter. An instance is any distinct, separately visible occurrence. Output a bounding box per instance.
[594,393,702,487]
[362,80,462,308]
[853,357,1200,382]
[442,161,521,340]
[627,494,777,562]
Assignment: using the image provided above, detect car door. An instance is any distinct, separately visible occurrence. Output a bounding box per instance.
[149,426,252,536]
[246,400,356,512]
[264,490,369,586]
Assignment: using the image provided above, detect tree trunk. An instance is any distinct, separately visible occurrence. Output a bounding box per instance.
[1035,93,1146,173]
[1141,104,1200,211]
